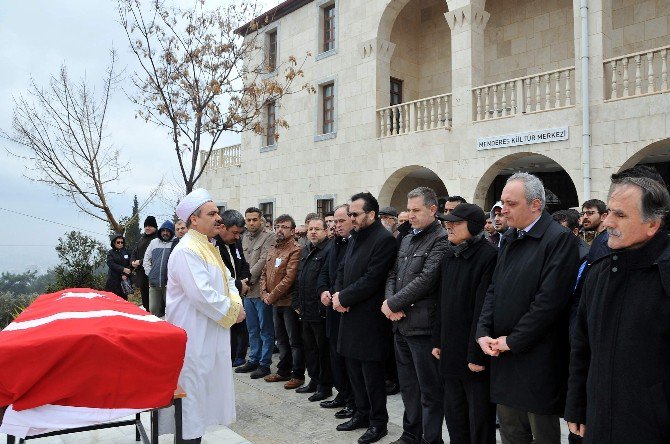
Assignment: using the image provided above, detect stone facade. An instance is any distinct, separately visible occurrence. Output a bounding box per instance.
[199,0,670,219]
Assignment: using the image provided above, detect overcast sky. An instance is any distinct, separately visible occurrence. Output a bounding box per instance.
[0,0,280,273]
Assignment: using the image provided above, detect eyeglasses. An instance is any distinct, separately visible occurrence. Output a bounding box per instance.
[115,240,124,244]
[347,211,368,218]
[274,225,292,230]
[580,210,598,216]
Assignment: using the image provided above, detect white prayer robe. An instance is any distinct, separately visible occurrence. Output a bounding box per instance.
[163,229,242,439]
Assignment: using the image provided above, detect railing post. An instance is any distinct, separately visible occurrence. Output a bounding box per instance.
[566,70,572,106]
[647,51,655,94]
[634,54,642,96]
[662,49,668,91]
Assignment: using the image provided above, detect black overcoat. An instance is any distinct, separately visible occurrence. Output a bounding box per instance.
[565,231,670,443]
[317,235,349,338]
[476,211,579,415]
[336,220,397,361]
[105,246,131,297]
[295,238,331,322]
[433,235,497,378]
[215,237,251,293]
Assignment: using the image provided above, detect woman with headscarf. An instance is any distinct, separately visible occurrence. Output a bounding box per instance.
[105,235,132,299]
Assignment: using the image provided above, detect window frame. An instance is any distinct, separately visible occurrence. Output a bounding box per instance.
[316,0,337,60]
[322,82,335,135]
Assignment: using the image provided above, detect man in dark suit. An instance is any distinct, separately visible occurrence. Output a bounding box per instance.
[317,204,356,419]
[476,173,579,444]
[215,209,251,367]
[331,192,398,444]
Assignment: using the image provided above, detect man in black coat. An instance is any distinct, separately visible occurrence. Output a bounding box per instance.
[332,192,398,444]
[433,203,498,444]
[294,216,332,401]
[382,187,449,444]
[317,204,356,418]
[132,216,158,311]
[214,210,251,367]
[476,172,579,444]
[565,166,670,443]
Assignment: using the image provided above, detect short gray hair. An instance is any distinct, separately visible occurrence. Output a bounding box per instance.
[220,209,245,228]
[407,187,439,208]
[335,203,350,213]
[610,176,670,223]
[507,172,546,211]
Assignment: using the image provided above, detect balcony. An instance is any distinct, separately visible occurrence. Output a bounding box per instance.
[201,144,241,172]
[604,45,669,102]
[376,93,452,138]
[472,67,576,122]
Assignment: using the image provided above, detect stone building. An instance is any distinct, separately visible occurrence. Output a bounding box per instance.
[198,0,670,220]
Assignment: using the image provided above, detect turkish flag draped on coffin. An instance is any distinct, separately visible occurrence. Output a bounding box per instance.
[0,288,186,411]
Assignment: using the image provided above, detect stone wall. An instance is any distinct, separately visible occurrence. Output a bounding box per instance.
[610,0,670,57]
[483,0,575,85]
[389,0,451,103]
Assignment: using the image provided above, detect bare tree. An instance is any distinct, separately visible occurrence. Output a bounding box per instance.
[2,51,129,234]
[119,0,312,193]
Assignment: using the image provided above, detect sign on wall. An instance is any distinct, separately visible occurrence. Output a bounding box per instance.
[477,127,569,150]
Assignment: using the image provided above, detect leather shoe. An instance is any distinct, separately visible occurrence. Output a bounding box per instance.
[334,406,355,419]
[336,415,369,431]
[249,366,270,379]
[320,397,346,408]
[283,378,305,389]
[357,426,387,444]
[295,383,317,393]
[235,361,258,373]
[308,390,332,402]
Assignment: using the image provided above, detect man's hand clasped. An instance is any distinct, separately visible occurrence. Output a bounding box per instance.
[477,336,510,356]
[381,300,405,321]
[331,292,349,313]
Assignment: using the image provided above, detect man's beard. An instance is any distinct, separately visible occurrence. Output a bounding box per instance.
[381,219,394,232]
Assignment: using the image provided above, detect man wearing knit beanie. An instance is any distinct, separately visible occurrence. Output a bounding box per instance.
[132,215,158,311]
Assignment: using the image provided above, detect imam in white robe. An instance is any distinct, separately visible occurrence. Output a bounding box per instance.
[163,229,242,440]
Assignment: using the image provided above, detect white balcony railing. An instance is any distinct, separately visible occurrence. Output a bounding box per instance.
[605,45,670,101]
[377,93,452,138]
[473,66,575,122]
[201,144,241,172]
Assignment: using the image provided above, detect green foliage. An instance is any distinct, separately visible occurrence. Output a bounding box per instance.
[0,292,36,330]
[0,269,56,296]
[124,195,142,253]
[47,231,107,292]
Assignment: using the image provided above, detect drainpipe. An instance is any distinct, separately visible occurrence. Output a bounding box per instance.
[581,0,591,200]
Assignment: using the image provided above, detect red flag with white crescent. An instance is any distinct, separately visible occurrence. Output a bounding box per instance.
[0,288,186,411]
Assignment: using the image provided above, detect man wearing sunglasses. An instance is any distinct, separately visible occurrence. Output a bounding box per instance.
[332,192,397,444]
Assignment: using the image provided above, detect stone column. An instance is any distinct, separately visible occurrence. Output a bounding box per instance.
[445,0,489,126]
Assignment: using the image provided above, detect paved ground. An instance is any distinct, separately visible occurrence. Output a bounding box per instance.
[1,365,571,443]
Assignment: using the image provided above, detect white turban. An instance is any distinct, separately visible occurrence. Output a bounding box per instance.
[176,188,214,222]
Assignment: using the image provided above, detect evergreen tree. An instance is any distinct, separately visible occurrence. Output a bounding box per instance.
[124,195,142,253]
[48,231,106,292]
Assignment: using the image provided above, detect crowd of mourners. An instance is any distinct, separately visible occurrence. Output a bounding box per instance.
[104,164,670,444]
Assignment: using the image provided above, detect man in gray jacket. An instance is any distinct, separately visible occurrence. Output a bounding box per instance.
[382,187,450,444]
[236,207,277,379]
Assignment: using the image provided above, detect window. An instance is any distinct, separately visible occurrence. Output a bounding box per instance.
[265,101,276,147]
[390,78,403,134]
[260,202,274,226]
[316,198,334,218]
[390,77,403,106]
[323,5,335,53]
[267,30,277,72]
[322,83,335,134]
[217,204,226,214]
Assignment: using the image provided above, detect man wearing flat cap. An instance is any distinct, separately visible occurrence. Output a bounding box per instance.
[379,206,399,235]
[164,188,245,443]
